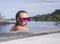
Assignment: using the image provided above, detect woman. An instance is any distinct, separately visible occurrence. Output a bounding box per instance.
[11,10,30,31]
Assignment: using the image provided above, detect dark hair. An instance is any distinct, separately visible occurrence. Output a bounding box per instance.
[15,10,27,25]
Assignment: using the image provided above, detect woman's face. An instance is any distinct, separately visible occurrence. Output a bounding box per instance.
[17,12,30,27]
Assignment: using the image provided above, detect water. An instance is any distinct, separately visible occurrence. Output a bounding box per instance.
[0,21,60,32]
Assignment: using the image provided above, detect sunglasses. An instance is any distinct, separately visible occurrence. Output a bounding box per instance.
[19,17,30,22]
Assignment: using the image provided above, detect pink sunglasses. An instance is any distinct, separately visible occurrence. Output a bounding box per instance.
[19,17,30,22]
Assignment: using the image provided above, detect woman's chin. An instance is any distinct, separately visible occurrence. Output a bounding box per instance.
[22,25,27,27]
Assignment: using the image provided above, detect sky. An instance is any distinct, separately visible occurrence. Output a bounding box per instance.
[0,0,60,19]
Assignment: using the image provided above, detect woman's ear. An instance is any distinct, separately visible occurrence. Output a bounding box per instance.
[17,17,19,21]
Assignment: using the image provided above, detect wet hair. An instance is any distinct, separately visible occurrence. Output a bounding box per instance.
[15,10,28,25]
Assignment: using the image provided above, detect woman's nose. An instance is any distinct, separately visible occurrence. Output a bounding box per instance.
[25,20,28,22]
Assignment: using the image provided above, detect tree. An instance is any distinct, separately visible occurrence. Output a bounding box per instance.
[31,9,60,21]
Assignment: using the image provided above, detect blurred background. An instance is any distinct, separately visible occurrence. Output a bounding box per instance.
[0,0,60,32]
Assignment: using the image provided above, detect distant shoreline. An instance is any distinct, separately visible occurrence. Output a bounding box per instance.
[0,19,60,24]
[0,19,16,24]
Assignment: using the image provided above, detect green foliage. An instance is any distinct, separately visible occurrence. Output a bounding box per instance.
[31,9,60,21]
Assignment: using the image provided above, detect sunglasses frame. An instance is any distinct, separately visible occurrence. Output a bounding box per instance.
[18,17,30,22]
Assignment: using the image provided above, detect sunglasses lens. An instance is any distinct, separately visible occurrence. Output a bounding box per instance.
[19,18,30,22]
[26,18,30,21]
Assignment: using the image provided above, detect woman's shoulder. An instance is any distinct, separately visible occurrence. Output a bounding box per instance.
[11,25,29,31]
[16,26,22,30]
[16,26,28,31]
[11,25,17,31]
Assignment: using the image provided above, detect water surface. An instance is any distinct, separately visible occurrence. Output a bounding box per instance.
[0,21,60,32]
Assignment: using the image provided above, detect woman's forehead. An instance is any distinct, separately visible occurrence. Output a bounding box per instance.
[19,13,29,18]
